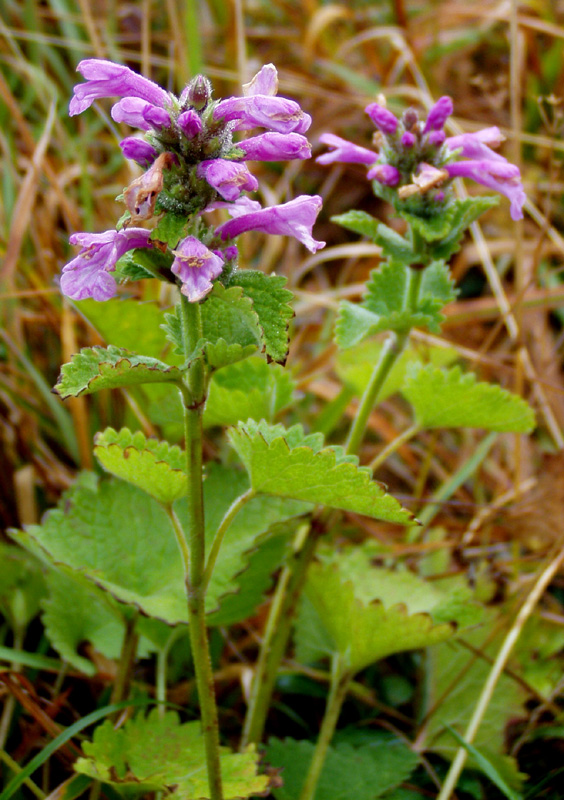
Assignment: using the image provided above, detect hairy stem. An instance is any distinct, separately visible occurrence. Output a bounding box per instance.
[202,488,256,594]
[179,296,223,800]
[345,330,409,457]
[298,656,352,800]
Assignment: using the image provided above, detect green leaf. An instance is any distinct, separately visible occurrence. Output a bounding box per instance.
[402,364,536,432]
[150,211,190,248]
[94,428,187,505]
[75,298,172,359]
[42,569,160,675]
[335,261,455,348]
[432,197,499,261]
[266,735,418,800]
[0,544,46,629]
[424,612,529,759]
[295,551,466,673]
[13,471,308,626]
[402,207,456,241]
[225,270,294,364]
[331,210,381,241]
[114,247,174,283]
[54,346,183,399]
[204,357,295,428]
[74,709,270,798]
[228,420,413,524]
[445,727,524,800]
[336,340,458,401]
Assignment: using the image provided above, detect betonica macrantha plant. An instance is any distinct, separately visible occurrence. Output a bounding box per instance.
[54,58,325,800]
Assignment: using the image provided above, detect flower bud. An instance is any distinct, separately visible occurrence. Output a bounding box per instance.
[181,75,212,110]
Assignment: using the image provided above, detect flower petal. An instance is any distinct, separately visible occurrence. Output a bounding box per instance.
[69,59,169,116]
[171,236,224,301]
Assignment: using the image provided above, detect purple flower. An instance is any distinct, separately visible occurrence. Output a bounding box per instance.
[214,95,310,134]
[119,137,158,166]
[366,164,400,186]
[428,130,446,146]
[316,133,376,166]
[197,159,258,201]
[171,236,224,301]
[111,97,171,131]
[445,159,526,220]
[242,64,278,97]
[365,103,399,135]
[423,96,453,133]
[401,131,416,148]
[445,127,507,162]
[60,228,153,301]
[69,59,170,116]
[178,109,203,139]
[215,195,325,253]
[237,132,311,161]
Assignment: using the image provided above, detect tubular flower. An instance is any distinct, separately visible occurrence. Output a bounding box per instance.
[171,237,225,302]
[215,195,325,253]
[60,229,153,301]
[317,94,526,219]
[69,59,170,115]
[63,60,324,302]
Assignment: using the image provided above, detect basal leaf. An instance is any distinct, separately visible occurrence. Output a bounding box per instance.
[336,340,458,401]
[295,555,464,673]
[266,735,417,800]
[204,357,295,428]
[42,569,159,675]
[75,709,270,798]
[335,261,455,348]
[94,428,187,505]
[225,270,294,364]
[0,544,46,630]
[424,610,529,759]
[402,364,536,432]
[54,346,183,399]
[228,420,413,524]
[13,471,308,626]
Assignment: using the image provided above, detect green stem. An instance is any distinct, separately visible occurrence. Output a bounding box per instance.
[241,522,320,748]
[202,488,256,595]
[368,423,421,472]
[178,295,223,800]
[298,656,352,800]
[345,330,409,456]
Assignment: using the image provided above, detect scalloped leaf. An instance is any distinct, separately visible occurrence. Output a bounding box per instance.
[401,208,456,241]
[54,346,183,399]
[94,428,187,505]
[335,261,456,348]
[266,734,418,800]
[228,420,413,524]
[332,212,417,266]
[295,560,458,673]
[402,364,536,431]
[225,270,294,364]
[204,357,296,428]
[41,569,161,675]
[12,470,308,625]
[336,340,458,401]
[74,709,270,798]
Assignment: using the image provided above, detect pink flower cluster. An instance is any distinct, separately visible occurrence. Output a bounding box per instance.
[62,60,324,302]
[317,96,526,221]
